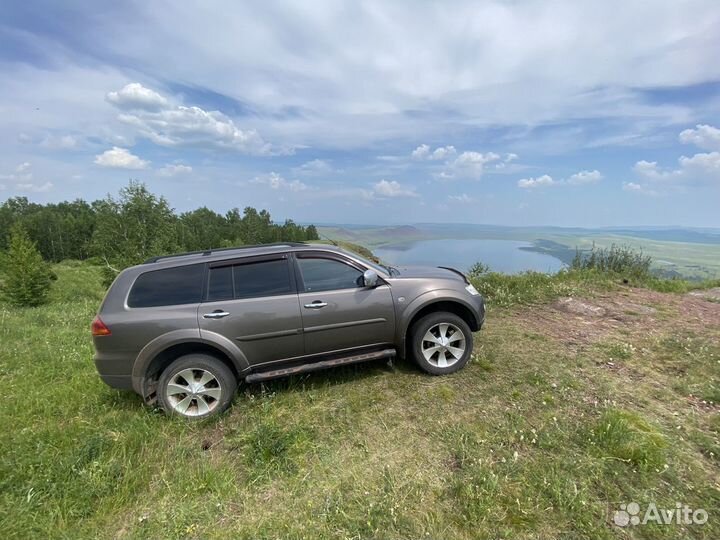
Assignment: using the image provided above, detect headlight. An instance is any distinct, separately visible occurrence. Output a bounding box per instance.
[465,284,480,296]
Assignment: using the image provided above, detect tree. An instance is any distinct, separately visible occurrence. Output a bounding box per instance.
[0,225,55,307]
[0,181,322,274]
[91,181,178,285]
[305,224,319,241]
[177,207,228,251]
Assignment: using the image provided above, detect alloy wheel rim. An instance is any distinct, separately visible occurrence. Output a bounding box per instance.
[166,368,222,417]
[421,323,466,368]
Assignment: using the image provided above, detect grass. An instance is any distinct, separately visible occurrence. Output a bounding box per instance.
[1,261,719,538]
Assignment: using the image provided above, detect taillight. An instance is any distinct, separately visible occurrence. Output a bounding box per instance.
[91,316,111,336]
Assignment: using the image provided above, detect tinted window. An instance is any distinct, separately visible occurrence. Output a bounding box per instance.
[205,258,293,301]
[128,264,204,308]
[297,257,362,292]
[234,259,292,298]
[207,265,234,301]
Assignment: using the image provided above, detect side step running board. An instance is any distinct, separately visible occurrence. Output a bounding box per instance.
[245,348,396,383]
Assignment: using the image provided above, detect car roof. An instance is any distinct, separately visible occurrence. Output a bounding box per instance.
[141,242,348,267]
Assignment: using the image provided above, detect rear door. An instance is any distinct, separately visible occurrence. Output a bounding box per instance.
[294,251,395,355]
[198,254,304,366]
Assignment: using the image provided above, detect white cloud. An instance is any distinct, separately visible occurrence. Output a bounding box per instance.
[293,159,334,175]
[517,169,603,188]
[108,82,279,155]
[633,160,678,180]
[679,124,720,151]
[412,144,457,161]
[633,125,720,189]
[622,181,658,196]
[634,153,719,182]
[16,182,53,193]
[94,147,150,169]
[678,151,720,173]
[448,193,474,203]
[158,163,193,177]
[84,1,719,153]
[106,82,169,110]
[518,174,557,188]
[0,162,50,192]
[413,144,503,180]
[411,144,430,160]
[440,151,502,179]
[567,169,603,185]
[250,172,308,192]
[372,179,419,198]
[431,146,457,160]
[41,134,78,150]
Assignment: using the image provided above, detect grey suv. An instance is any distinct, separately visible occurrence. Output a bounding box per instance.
[92,243,485,418]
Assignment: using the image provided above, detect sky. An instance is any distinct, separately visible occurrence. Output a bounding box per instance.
[1,0,719,228]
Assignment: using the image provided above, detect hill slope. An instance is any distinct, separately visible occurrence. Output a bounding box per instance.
[1,263,718,538]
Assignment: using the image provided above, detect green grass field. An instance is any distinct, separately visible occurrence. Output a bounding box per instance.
[1,262,719,539]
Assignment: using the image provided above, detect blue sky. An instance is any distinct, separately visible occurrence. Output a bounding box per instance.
[1,1,719,227]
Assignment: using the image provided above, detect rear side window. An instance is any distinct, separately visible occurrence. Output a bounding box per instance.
[128,264,204,308]
[206,258,293,301]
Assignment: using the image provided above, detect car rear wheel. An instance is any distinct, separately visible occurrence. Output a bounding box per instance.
[157,354,237,419]
[411,312,473,375]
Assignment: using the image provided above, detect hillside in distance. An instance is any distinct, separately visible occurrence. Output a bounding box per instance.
[318,223,720,280]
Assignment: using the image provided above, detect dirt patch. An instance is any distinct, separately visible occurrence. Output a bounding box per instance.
[687,395,720,413]
[510,286,720,351]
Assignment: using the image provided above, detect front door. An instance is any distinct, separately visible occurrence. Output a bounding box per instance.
[294,252,395,355]
[198,254,304,366]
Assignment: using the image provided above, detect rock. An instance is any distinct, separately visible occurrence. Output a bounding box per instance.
[688,287,720,302]
[556,297,607,317]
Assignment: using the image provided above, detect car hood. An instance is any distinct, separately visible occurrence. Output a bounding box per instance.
[390,265,468,282]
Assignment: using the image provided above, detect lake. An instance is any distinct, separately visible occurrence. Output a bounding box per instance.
[374,239,565,275]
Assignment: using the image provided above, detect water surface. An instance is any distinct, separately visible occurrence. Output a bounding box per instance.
[374,239,565,274]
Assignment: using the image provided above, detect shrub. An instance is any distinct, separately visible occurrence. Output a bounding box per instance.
[0,224,55,307]
[467,261,491,279]
[571,243,652,278]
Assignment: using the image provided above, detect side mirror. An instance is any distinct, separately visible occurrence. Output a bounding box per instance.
[363,269,379,288]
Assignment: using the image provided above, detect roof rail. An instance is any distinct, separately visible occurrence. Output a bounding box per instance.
[143,242,308,264]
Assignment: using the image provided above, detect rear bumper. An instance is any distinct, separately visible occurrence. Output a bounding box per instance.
[94,354,135,390]
[98,373,133,389]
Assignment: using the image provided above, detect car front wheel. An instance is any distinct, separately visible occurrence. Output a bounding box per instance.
[411,312,473,375]
[157,354,237,419]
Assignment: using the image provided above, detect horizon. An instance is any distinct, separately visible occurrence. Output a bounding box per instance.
[1,1,719,227]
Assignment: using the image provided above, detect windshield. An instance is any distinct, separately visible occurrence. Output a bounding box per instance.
[342,249,392,275]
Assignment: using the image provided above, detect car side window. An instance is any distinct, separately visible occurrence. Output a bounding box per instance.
[128,264,204,308]
[206,258,292,301]
[297,257,362,292]
[207,265,234,301]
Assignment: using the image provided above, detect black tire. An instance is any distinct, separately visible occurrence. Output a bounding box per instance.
[157,354,237,419]
[410,312,473,375]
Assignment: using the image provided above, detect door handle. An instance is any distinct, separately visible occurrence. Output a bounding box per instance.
[203,311,230,319]
[304,301,328,309]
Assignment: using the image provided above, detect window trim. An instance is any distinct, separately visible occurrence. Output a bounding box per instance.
[292,251,371,293]
[202,253,297,302]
